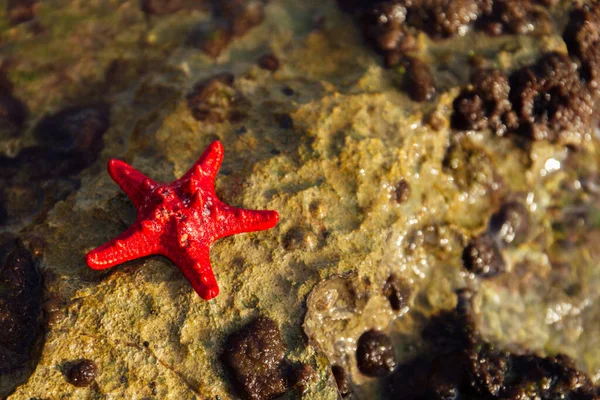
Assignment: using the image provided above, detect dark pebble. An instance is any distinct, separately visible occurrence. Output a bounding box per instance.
[462,234,506,278]
[281,86,295,96]
[275,113,293,129]
[148,381,157,395]
[489,202,530,245]
[64,359,98,387]
[462,234,506,277]
[331,365,351,396]
[356,329,396,377]
[383,274,411,311]
[404,57,436,102]
[393,179,411,204]
[222,316,289,400]
[258,54,280,71]
[0,234,42,395]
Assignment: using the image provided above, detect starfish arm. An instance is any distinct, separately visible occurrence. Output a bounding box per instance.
[171,245,219,300]
[218,207,280,238]
[86,222,159,270]
[108,159,157,208]
[179,140,224,186]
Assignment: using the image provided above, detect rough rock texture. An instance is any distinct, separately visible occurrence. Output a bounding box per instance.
[0,234,43,397]
[222,316,289,399]
[1,0,600,399]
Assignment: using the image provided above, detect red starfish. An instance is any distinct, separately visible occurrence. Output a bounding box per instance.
[86,141,279,300]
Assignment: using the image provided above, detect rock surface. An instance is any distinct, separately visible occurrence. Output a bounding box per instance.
[1,0,600,398]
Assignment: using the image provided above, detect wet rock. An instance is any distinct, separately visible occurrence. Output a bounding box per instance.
[258,54,280,71]
[402,57,436,102]
[63,359,98,387]
[489,201,530,245]
[0,234,43,397]
[6,0,36,25]
[509,52,594,142]
[222,316,289,400]
[452,68,516,136]
[140,0,206,16]
[186,73,245,123]
[355,329,396,377]
[388,294,597,399]
[383,274,411,311]
[331,365,351,396]
[462,234,505,277]
[442,139,495,192]
[393,178,411,204]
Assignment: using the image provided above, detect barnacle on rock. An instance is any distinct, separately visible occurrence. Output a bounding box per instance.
[452,68,517,136]
[509,52,594,142]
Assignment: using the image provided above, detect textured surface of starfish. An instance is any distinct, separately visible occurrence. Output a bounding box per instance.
[86,140,279,300]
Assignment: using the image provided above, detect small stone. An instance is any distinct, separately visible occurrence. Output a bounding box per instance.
[331,365,351,395]
[383,274,411,311]
[64,359,98,387]
[462,234,505,277]
[404,57,436,102]
[258,54,280,71]
[393,179,411,204]
[488,202,530,245]
[281,86,295,96]
[356,329,397,377]
[275,113,293,129]
[222,316,289,400]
